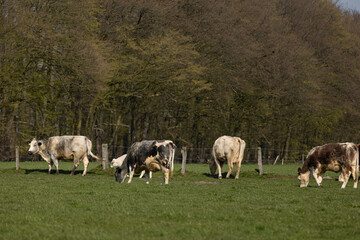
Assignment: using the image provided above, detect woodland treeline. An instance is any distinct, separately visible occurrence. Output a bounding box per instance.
[1,0,360,161]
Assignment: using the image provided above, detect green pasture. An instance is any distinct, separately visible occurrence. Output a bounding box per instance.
[1,162,359,240]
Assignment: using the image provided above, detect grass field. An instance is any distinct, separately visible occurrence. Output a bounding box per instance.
[1,161,360,240]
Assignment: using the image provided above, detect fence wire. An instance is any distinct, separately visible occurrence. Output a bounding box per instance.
[0,145,308,164]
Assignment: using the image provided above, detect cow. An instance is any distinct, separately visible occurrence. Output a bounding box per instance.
[209,135,246,179]
[115,140,176,184]
[297,142,359,189]
[28,136,101,176]
[110,154,127,169]
[110,154,152,179]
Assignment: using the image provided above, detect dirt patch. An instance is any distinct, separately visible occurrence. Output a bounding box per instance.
[195,181,219,184]
[323,176,334,179]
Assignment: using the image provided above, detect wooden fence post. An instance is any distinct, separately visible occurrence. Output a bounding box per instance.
[273,155,279,165]
[257,147,263,175]
[15,146,19,171]
[102,144,108,170]
[181,147,187,175]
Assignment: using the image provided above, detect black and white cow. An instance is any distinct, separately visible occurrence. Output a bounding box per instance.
[28,136,101,176]
[209,136,246,179]
[298,142,359,188]
[115,140,176,184]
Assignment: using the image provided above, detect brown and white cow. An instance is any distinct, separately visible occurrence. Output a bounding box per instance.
[209,135,246,179]
[111,154,152,179]
[28,136,101,176]
[115,140,176,184]
[298,142,359,189]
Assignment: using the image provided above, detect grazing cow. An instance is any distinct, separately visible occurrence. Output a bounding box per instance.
[110,154,127,169]
[111,154,152,179]
[28,136,101,176]
[115,140,176,184]
[209,136,246,179]
[298,143,359,188]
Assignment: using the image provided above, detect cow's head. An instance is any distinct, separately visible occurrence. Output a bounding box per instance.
[115,167,128,183]
[114,155,128,183]
[110,159,117,168]
[209,158,217,176]
[297,168,310,187]
[28,138,44,155]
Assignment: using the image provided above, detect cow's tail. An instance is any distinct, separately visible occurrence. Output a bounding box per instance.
[233,138,245,164]
[209,145,218,175]
[238,139,246,164]
[86,138,102,161]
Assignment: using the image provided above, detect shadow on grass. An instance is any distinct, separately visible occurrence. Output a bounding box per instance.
[24,169,96,175]
[203,173,236,179]
[204,170,300,180]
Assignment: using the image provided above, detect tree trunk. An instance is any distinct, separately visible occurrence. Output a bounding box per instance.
[284,127,292,162]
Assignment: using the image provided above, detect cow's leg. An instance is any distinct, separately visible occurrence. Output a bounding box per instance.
[316,175,323,187]
[47,161,53,174]
[236,140,245,179]
[71,159,80,176]
[226,161,233,179]
[312,169,323,187]
[142,170,153,179]
[338,172,345,182]
[351,166,358,189]
[82,156,89,176]
[162,167,169,184]
[145,171,150,184]
[235,160,242,179]
[214,159,222,179]
[127,165,135,183]
[52,158,59,175]
[340,169,351,189]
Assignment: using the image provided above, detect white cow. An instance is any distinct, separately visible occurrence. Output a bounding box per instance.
[28,136,101,176]
[111,154,152,179]
[209,135,246,179]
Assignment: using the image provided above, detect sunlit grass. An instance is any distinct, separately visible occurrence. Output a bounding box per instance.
[1,162,359,239]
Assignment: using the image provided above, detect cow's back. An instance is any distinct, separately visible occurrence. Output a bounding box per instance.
[309,143,356,165]
[127,140,157,164]
[213,136,237,161]
[47,136,88,159]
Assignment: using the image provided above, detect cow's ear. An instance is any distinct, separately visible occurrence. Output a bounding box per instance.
[297,168,302,175]
[38,141,42,146]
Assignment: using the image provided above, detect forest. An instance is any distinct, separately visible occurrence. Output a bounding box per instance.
[1,0,360,162]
